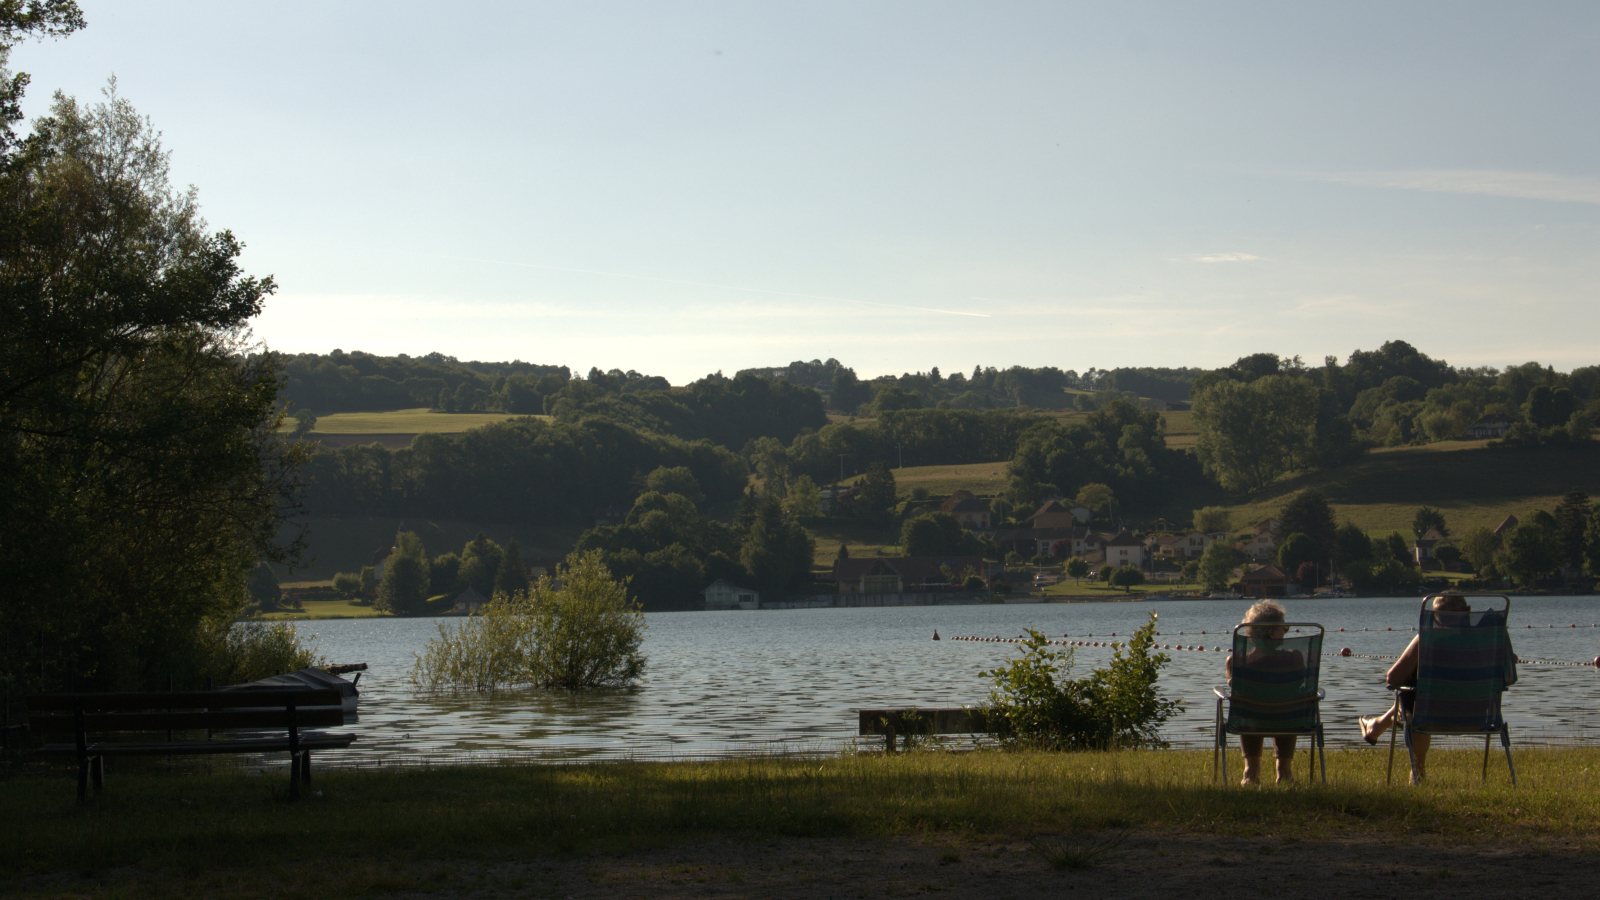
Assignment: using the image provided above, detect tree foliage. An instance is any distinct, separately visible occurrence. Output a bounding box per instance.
[900,512,984,557]
[1197,542,1239,593]
[1412,506,1448,539]
[0,60,310,690]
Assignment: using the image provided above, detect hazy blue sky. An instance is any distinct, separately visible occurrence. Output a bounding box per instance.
[15,1,1597,383]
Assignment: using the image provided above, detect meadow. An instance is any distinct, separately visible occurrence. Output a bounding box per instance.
[279,408,544,434]
[3,748,1595,898]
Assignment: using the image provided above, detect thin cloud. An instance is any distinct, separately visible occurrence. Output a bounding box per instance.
[1189,252,1261,263]
[1314,170,1600,204]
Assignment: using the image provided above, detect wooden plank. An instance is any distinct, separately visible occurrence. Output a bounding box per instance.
[29,708,347,734]
[36,734,357,757]
[857,708,991,736]
[26,689,342,712]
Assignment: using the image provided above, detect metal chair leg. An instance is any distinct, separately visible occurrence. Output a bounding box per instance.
[1213,698,1223,783]
[1317,723,1327,784]
[1501,725,1516,786]
[1386,711,1398,785]
[300,750,312,785]
[91,756,104,793]
[1482,734,1491,782]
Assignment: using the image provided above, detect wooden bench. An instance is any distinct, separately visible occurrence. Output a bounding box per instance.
[27,688,357,800]
[857,707,992,752]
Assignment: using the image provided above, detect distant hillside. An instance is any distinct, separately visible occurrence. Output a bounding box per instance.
[1218,442,1600,535]
[274,516,583,583]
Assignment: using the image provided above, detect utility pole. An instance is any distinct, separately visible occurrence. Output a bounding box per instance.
[838,454,848,483]
[896,443,903,470]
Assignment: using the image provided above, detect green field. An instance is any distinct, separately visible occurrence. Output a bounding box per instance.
[1217,442,1600,535]
[1160,409,1199,450]
[275,516,583,583]
[260,598,388,620]
[279,408,545,434]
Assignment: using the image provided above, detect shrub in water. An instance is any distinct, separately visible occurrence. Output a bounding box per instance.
[411,550,646,691]
[981,613,1179,749]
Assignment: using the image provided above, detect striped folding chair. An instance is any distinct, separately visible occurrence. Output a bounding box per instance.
[1388,594,1518,785]
[1214,623,1326,784]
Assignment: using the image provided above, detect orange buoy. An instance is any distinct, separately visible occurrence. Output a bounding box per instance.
[1340,647,1352,656]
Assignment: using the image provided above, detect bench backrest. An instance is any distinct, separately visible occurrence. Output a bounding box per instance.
[27,689,344,735]
[858,708,990,736]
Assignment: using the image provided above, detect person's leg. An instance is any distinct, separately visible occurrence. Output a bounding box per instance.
[1360,699,1400,743]
[1274,736,1297,782]
[1410,733,1431,784]
[1239,735,1263,785]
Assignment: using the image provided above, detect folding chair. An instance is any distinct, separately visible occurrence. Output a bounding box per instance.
[1388,594,1517,786]
[1214,622,1326,784]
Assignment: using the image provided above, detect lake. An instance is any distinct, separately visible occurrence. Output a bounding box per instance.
[295,596,1600,764]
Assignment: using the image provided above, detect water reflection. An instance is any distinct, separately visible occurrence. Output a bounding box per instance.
[297,597,1600,763]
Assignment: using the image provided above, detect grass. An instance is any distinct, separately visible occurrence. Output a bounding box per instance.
[840,461,1011,498]
[1216,442,1600,535]
[259,598,388,620]
[278,408,547,434]
[275,516,584,582]
[805,519,903,569]
[2,747,1596,897]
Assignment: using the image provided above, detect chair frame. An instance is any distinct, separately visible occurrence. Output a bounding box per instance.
[1213,622,1327,784]
[1386,593,1516,786]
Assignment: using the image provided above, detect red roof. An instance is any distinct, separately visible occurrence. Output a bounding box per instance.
[1241,565,1287,582]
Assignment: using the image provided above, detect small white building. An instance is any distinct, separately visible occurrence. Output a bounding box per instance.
[453,586,490,613]
[702,579,760,611]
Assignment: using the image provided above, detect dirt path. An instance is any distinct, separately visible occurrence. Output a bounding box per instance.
[529,833,1595,899]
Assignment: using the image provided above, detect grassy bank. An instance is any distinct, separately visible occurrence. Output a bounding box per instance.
[5,749,1595,875]
[259,598,388,620]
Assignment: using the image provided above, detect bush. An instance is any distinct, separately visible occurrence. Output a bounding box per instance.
[411,551,646,691]
[981,614,1178,750]
[193,615,322,685]
[963,574,986,591]
[332,571,362,594]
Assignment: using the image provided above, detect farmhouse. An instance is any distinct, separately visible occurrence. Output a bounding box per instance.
[1460,413,1514,440]
[702,579,759,610]
[1241,565,1288,598]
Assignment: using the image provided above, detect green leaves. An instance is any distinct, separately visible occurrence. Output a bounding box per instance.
[982,614,1179,750]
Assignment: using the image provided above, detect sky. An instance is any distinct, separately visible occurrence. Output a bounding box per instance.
[13,1,1598,384]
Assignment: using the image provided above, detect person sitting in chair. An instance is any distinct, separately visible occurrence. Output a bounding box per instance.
[1357,594,1517,784]
[1225,599,1305,785]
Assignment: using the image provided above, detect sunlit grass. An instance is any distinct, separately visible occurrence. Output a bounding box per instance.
[276,408,546,434]
[4,746,1594,886]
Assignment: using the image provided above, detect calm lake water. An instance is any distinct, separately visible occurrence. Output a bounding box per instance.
[295,596,1600,764]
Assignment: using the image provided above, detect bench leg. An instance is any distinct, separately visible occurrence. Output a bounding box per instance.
[77,757,89,802]
[300,750,312,785]
[289,752,301,800]
[92,756,105,793]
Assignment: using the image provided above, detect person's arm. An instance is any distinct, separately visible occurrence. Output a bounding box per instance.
[1224,652,1233,683]
[1385,636,1420,688]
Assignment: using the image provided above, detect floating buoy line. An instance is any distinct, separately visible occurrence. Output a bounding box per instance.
[948,629,1600,668]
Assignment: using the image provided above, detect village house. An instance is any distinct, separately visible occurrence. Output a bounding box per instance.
[452,585,489,613]
[1241,565,1288,598]
[829,556,986,594]
[1029,499,1081,528]
[1460,413,1515,440]
[1153,531,1213,560]
[939,490,992,530]
[1412,526,1447,568]
[702,579,759,610]
[1101,530,1148,569]
[1254,518,1280,537]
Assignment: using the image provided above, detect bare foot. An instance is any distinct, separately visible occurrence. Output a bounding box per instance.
[1359,715,1383,744]
[1240,775,1258,786]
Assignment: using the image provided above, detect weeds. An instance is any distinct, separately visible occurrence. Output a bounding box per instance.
[1028,830,1129,870]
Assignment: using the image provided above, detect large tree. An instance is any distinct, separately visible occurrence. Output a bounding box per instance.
[1277,490,1338,572]
[1192,375,1319,491]
[0,55,306,690]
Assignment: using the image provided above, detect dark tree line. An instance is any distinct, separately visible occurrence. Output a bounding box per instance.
[300,417,749,526]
